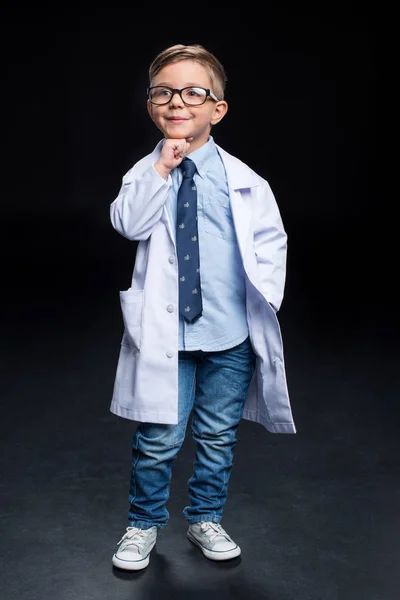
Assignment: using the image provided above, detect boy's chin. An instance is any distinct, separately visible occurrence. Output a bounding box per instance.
[162,125,192,139]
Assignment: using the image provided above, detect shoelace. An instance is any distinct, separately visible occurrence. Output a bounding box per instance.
[117,526,153,551]
[199,522,231,543]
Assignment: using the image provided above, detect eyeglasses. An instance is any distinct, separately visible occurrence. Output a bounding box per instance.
[147,86,219,106]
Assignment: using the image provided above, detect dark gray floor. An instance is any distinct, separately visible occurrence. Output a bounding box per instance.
[1,235,398,600]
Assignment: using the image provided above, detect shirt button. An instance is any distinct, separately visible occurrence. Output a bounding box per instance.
[167,304,174,313]
[168,256,175,264]
[166,351,174,358]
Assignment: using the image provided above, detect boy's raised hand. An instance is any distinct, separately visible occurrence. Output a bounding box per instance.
[154,137,193,179]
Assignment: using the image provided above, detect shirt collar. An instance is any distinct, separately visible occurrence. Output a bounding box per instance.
[186,136,218,179]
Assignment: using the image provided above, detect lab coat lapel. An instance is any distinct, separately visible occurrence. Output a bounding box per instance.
[144,140,177,250]
[216,145,259,266]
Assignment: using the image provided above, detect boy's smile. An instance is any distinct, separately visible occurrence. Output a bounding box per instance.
[147,60,228,153]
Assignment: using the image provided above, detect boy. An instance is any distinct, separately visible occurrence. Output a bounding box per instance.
[109,44,296,571]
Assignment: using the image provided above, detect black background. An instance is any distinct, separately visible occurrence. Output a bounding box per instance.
[3,5,379,336]
[3,5,395,600]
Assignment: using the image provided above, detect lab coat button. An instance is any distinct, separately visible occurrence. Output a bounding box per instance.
[168,256,175,264]
[166,351,174,358]
[167,304,174,313]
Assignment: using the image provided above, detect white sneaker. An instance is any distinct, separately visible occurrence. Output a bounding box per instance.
[112,526,157,570]
[187,522,241,561]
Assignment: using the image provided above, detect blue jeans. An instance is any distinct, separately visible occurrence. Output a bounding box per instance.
[127,335,256,530]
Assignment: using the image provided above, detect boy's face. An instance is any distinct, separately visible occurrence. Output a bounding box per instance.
[147,60,228,153]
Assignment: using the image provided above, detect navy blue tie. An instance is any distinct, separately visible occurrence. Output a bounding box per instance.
[176,158,203,323]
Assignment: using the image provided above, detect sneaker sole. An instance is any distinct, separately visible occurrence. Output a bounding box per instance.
[187,531,241,561]
[112,552,150,571]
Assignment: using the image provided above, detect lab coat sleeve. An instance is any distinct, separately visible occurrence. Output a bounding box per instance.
[253,179,288,312]
[110,163,172,241]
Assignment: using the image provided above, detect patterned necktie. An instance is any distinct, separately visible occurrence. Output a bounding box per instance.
[176,158,203,323]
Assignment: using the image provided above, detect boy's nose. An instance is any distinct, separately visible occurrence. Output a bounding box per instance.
[170,91,184,106]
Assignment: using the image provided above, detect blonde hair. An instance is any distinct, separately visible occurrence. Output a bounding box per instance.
[149,44,227,100]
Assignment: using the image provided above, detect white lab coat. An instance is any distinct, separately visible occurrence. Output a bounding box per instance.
[109,140,296,434]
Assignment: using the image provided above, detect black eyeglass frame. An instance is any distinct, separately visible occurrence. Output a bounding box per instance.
[147,86,219,106]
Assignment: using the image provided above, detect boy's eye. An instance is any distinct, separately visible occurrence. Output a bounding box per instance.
[186,88,203,97]
[150,88,172,99]
[181,88,207,102]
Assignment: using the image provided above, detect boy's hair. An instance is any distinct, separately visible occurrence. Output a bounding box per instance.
[149,44,227,100]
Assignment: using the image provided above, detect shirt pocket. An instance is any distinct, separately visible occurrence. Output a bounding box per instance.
[119,288,144,351]
[203,195,236,240]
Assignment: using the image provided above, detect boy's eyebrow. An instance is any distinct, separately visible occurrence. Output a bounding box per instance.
[154,82,208,88]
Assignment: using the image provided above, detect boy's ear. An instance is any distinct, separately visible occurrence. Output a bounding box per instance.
[147,100,154,121]
[147,99,155,121]
[210,101,228,126]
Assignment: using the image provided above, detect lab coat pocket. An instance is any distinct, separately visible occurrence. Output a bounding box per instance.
[119,288,144,351]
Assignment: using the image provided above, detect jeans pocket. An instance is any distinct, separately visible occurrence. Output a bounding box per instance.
[119,288,144,351]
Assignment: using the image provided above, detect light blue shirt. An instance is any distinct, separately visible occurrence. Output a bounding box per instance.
[165,136,249,352]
